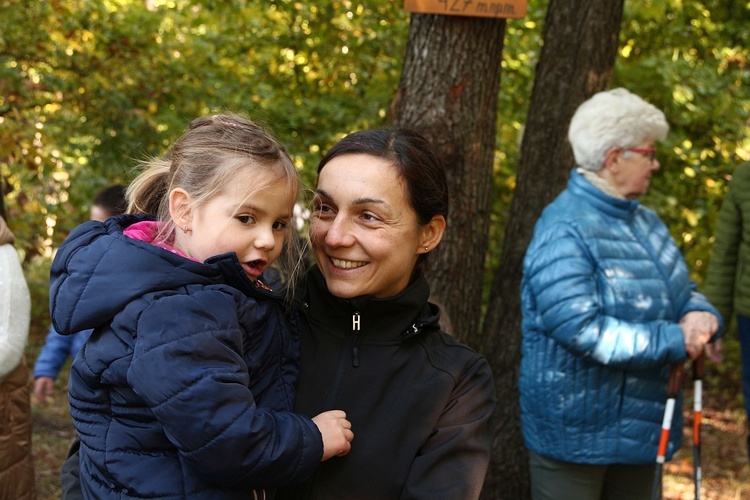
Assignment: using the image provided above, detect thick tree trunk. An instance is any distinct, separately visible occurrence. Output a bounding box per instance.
[391,13,506,346]
[480,1,624,498]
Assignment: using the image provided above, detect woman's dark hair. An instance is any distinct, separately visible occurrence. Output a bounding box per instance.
[318,128,449,269]
[318,128,449,225]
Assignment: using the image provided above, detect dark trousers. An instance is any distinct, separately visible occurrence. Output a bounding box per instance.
[529,451,655,500]
[60,439,82,500]
[739,315,750,427]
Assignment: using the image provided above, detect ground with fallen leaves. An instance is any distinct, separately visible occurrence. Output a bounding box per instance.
[661,384,749,500]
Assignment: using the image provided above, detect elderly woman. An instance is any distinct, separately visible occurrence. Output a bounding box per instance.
[519,88,722,500]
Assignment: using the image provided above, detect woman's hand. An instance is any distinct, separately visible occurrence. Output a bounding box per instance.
[705,338,723,364]
[312,410,354,460]
[679,311,719,360]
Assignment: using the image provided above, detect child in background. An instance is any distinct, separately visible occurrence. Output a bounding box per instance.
[49,113,353,499]
[33,184,127,403]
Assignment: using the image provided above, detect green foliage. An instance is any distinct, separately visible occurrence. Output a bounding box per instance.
[1,0,408,258]
[616,0,750,284]
[3,0,748,356]
[484,0,750,293]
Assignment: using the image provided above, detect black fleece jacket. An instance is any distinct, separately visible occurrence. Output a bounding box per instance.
[277,266,496,500]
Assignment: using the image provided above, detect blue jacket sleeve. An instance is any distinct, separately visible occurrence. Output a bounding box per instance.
[33,326,75,379]
[128,289,323,488]
[34,328,93,379]
[525,223,686,369]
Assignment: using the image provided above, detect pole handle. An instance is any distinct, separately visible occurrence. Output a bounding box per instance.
[693,351,705,381]
[667,363,685,398]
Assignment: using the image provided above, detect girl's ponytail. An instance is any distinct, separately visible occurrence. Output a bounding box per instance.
[126,158,171,217]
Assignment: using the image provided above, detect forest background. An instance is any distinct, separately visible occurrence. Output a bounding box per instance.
[2,0,749,498]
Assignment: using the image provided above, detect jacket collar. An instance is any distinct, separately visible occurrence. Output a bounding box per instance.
[51,214,281,335]
[304,265,441,342]
[569,168,640,219]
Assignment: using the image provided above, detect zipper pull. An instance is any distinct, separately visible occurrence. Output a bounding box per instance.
[352,312,360,368]
[352,346,359,368]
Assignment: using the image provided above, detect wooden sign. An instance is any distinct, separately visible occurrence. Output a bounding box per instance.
[404,0,527,19]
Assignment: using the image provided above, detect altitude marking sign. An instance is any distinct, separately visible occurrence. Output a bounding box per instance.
[404,0,527,19]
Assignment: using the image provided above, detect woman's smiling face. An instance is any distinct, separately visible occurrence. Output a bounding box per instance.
[310,153,426,299]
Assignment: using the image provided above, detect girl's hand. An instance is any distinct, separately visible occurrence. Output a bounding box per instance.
[312,410,354,460]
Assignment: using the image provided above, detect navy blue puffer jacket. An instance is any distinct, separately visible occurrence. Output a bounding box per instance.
[50,215,322,499]
[519,170,722,464]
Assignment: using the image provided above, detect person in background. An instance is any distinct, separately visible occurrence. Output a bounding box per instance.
[703,161,750,462]
[88,184,128,224]
[50,113,352,499]
[519,88,722,500]
[0,214,35,499]
[33,184,127,403]
[276,128,496,499]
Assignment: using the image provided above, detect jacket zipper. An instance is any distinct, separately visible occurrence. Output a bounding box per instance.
[351,312,360,368]
[322,310,361,410]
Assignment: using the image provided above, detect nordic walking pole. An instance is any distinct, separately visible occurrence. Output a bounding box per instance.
[693,352,705,500]
[651,363,685,500]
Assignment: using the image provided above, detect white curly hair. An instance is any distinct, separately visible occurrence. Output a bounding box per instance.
[568,88,669,171]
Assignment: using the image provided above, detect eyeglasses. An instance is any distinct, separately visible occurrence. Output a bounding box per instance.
[627,147,657,163]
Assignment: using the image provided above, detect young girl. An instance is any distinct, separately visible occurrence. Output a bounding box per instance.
[49,113,353,499]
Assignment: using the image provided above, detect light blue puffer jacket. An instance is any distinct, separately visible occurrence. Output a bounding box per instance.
[519,169,722,464]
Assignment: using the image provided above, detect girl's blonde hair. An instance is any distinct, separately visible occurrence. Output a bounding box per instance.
[127,112,304,294]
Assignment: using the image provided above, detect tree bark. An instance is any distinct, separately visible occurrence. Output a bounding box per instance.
[391,13,506,346]
[480,1,624,498]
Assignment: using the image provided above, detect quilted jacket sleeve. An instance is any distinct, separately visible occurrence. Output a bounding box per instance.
[703,173,742,321]
[0,244,30,382]
[128,289,323,489]
[524,222,686,370]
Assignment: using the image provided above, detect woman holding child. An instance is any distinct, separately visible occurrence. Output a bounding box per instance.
[56,118,495,499]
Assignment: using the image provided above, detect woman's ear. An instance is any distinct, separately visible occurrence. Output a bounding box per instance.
[419,215,447,254]
[603,147,622,174]
[169,188,193,230]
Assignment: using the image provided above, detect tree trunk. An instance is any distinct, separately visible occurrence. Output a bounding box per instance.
[480,1,624,498]
[391,13,506,345]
